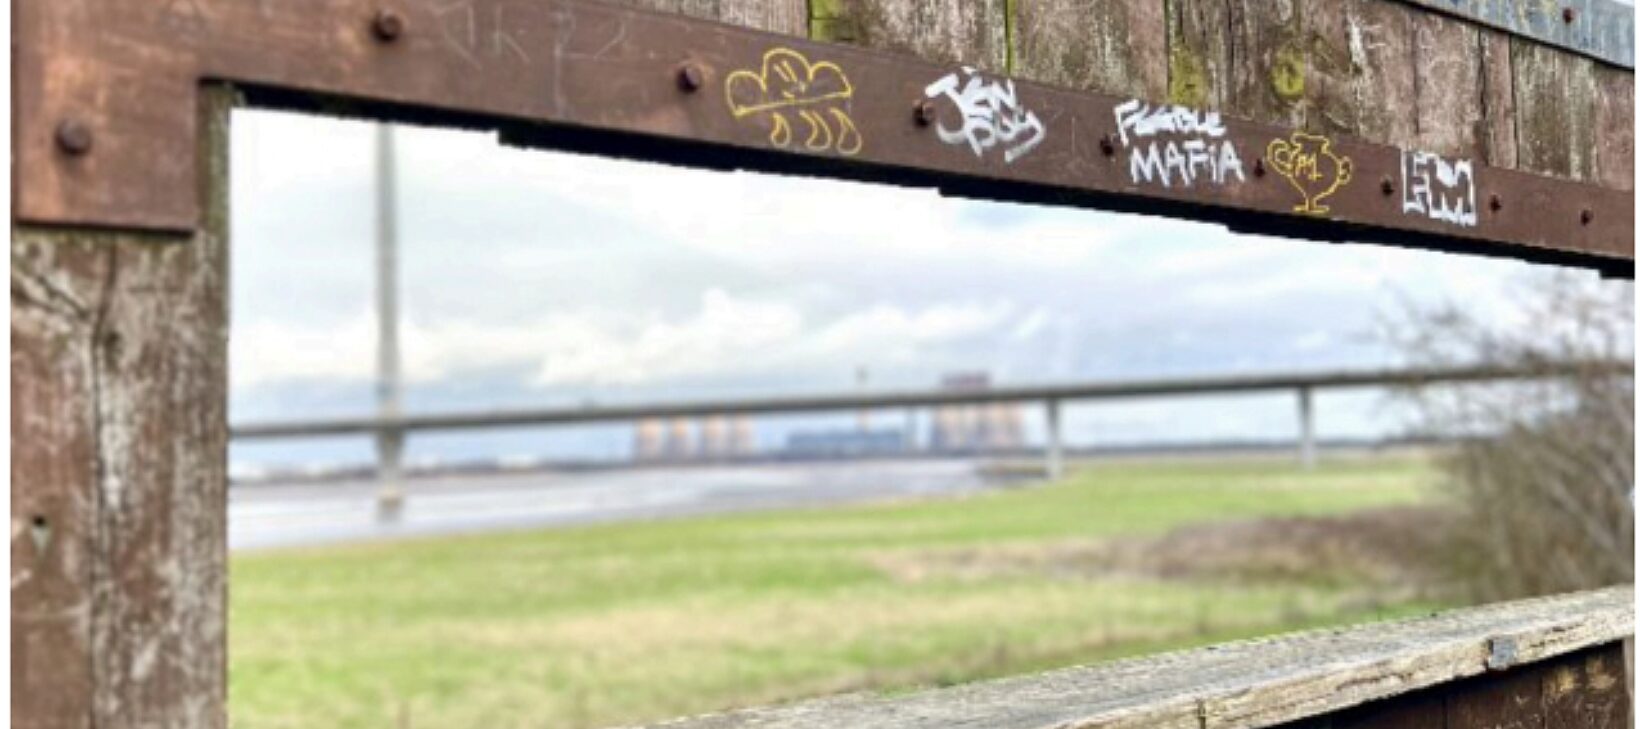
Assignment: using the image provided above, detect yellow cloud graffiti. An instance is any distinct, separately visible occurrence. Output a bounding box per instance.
[726,48,862,156]
[1266,132,1353,216]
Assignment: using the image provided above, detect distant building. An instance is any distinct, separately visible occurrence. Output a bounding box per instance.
[700,415,730,459]
[665,418,694,460]
[930,372,1024,453]
[634,418,666,462]
[729,416,755,456]
[783,428,907,459]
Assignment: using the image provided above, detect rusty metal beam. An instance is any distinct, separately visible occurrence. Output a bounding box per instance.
[13,0,1635,273]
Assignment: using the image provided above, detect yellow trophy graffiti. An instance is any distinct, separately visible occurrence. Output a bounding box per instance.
[726,48,862,156]
[1265,132,1353,216]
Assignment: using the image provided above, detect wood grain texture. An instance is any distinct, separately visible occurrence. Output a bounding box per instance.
[646,586,1633,729]
[1593,63,1635,191]
[612,0,807,36]
[809,0,1008,71]
[1302,0,1417,145]
[1013,0,1167,99]
[1513,37,1600,181]
[1278,644,1628,729]
[1409,11,1485,157]
[10,88,231,729]
[1165,0,1305,127]
[1478,29,1519,169]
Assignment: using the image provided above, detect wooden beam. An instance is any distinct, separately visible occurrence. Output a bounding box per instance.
[646,586,1632,729]
[10,88,231,729]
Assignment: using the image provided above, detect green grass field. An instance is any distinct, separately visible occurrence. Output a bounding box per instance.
[230,454,1447,729]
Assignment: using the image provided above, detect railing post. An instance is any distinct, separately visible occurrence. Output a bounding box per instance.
[1297,386,1316,470]
[1045,398,1064,481]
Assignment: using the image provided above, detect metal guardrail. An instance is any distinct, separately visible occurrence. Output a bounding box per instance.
[231,363,1629,479]
[229,364,1601,439]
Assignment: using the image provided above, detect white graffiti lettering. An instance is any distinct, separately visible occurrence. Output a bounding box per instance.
[924,67,1046,164]
[1401,151,1477,228]
[1112,99,1244,189]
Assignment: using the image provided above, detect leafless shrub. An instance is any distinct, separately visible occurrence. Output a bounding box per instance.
[1382,272,1634,602]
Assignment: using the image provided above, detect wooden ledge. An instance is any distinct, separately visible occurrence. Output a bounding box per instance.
[645,586,1633,729]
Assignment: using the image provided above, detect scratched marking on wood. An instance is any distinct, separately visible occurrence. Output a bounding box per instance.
[1304,0,1418,145]
[10,88,230,729]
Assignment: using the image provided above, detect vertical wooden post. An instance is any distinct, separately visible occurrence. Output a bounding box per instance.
[11,88,231,728]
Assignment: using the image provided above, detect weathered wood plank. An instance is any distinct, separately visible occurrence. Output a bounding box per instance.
[1593,63,1635,191]
[1410,11,1485,157]
[12,221,107,729]
[809,0,1008,71]
[1165,0,1306,127]
[1445,661,1544,729]
[647,586,1632,729]
[1513,37,1600,180]
[1543,646,1629,728]
[1478,29,1519,168]
[1165,0,1231,108]
[1302,0,1417,145]
[613,0,807,36]
[10,88,231,729]
[1013,0,1167,99]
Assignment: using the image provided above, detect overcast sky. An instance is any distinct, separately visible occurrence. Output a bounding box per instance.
[227,109,1607,472]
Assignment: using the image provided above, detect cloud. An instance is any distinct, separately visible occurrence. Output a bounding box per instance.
[230,288,1023,391]
[228,109,1596,411]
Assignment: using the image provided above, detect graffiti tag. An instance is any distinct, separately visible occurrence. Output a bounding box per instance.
[924,66,1046,164]
[726,48,862,156]
[1113,100,1246,188]
[1266,132,1353,216]
[1401,150,1477,228]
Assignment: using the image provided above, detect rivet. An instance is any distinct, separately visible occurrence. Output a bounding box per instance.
[1253,158,1266,178]
[676,63,704,92]
[1099,135,1117,157]
[1581,209,1594,225]
[913,99,937,126]
[55,119,92,156]
[372,8,406,42]
[1380,177,1395,196]
[1562,6,1577,23]
[1489,193,1503,212]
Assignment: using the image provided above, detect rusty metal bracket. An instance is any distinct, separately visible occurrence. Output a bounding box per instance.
[13,0,1634,273]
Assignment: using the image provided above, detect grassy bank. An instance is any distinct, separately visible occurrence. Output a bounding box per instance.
[230,455,1447,729]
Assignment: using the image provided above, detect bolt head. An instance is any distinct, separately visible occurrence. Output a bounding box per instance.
[1380,177,1395,196]
[1099,135,1116,156]
[676,64,704,92]
[372,8,405,41]
[1253,158,1266,177]
[1581,209,1594,225]
[55,119,92,155]
[1563,6,1577,23]
[1489,194,1503,212]
[913,99,937,126]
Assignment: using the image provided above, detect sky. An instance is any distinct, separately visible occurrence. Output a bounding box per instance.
[227,108,1611,473]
